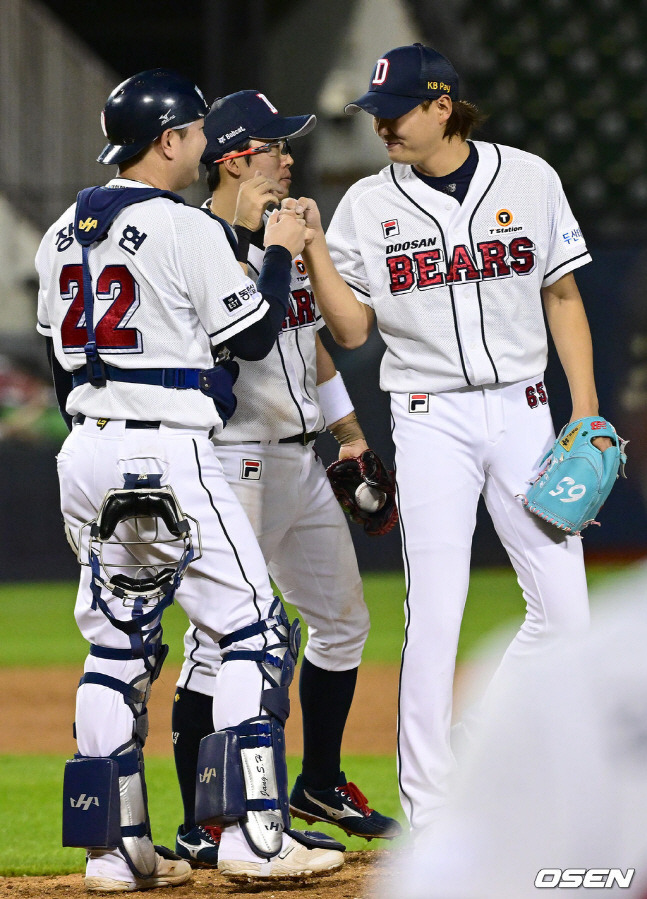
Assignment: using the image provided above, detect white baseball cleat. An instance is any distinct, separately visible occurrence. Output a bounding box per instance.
[218,836,344,882]
[85,853,192,892]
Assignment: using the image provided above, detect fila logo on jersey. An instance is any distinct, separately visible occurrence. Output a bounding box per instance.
[386,236,536,294]
[409,394,429,413]
[382,219,400,238]
[241,459,262,480]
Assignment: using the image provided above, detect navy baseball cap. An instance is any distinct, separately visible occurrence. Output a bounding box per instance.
[201,90,316,165]
[345,43,459,119]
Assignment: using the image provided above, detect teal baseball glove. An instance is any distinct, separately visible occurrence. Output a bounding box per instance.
[521,417,627,535]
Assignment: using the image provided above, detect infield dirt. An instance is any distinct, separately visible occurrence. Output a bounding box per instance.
[0,661,403,899]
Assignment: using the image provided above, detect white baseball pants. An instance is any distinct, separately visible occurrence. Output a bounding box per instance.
[391,376,589,832]
[178,442,369,695]
[57,417,282,874]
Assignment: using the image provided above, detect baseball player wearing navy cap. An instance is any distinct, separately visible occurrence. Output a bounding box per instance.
[170,91,401,867]
[36,68,345,888]
[294,44,612,833]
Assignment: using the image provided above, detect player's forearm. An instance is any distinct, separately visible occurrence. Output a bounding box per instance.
[543,275,600,419]
[303,234,373,349]
[315,334,336,384]
[227,245,292,360]
[45,336,73,431]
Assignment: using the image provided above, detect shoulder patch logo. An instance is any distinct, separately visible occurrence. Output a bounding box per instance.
[560,422,583,452]
[78,217,98,232]
[221,284,258,316]
[382,219,399,239]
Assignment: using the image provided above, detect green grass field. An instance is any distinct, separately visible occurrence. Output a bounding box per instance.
[0,562,634,875]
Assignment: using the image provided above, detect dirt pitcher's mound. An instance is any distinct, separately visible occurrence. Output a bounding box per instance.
[0,851,400,899]
[0,662,401,757]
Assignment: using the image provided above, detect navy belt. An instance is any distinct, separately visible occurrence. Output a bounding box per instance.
[279,431,320,446]
[73,414,160,429]
[240,431,321,446]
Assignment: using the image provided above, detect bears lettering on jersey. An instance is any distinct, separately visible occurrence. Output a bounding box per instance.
[282,288,318,331]
[386,236,536,294]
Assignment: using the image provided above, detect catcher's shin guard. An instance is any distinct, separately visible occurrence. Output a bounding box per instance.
[194,598,300,858]
[195,716,289,858]
[64,650,166,879]
[64,474,199,878]
[63,743,156,879]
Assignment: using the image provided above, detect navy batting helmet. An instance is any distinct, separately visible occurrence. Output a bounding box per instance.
[98,68,209,166]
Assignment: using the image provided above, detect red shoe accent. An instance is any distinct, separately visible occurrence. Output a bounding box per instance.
[338,782,373,816]
[203,825,222,844]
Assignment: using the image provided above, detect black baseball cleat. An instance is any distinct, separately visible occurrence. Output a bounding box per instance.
[174,824,221,868]
[289,772,403,841]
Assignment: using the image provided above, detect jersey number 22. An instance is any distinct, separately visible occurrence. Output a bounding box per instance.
[59,264,142,354]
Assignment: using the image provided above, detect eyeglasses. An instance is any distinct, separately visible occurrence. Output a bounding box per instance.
[214,138,292,163]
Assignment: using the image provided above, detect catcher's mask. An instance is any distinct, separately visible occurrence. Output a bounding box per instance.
[79,474,201,618]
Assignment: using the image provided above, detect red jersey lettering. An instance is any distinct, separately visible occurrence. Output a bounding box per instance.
[386,254,416,293]
[478,240,512,279]
[509,237,536,274]
[446,245,481,283]
[414,249,444,288]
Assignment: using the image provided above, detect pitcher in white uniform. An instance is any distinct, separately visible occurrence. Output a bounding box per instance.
[295,44,611,833]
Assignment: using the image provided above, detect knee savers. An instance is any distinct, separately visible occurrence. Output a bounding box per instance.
[62,746,156,880]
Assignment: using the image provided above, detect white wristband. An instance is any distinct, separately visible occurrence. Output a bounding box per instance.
[317,370,354,426]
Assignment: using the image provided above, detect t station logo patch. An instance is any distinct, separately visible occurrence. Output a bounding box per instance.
[382,219,400,239]
[241,459,262,480]
[408,394,430,413]
[489,208,524,235]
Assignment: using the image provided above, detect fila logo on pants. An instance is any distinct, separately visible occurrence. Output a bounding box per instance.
[241,459,262,480]
[409,394,430,413]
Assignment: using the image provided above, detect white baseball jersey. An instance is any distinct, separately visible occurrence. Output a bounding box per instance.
[36,179,267,430]
[213,217,326,443]
[326,141,591,394]
[178,223,368,693]
[325,139,593,834]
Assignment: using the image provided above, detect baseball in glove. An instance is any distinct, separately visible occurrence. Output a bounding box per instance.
[327,449,398,536]
[521,416,627,534]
